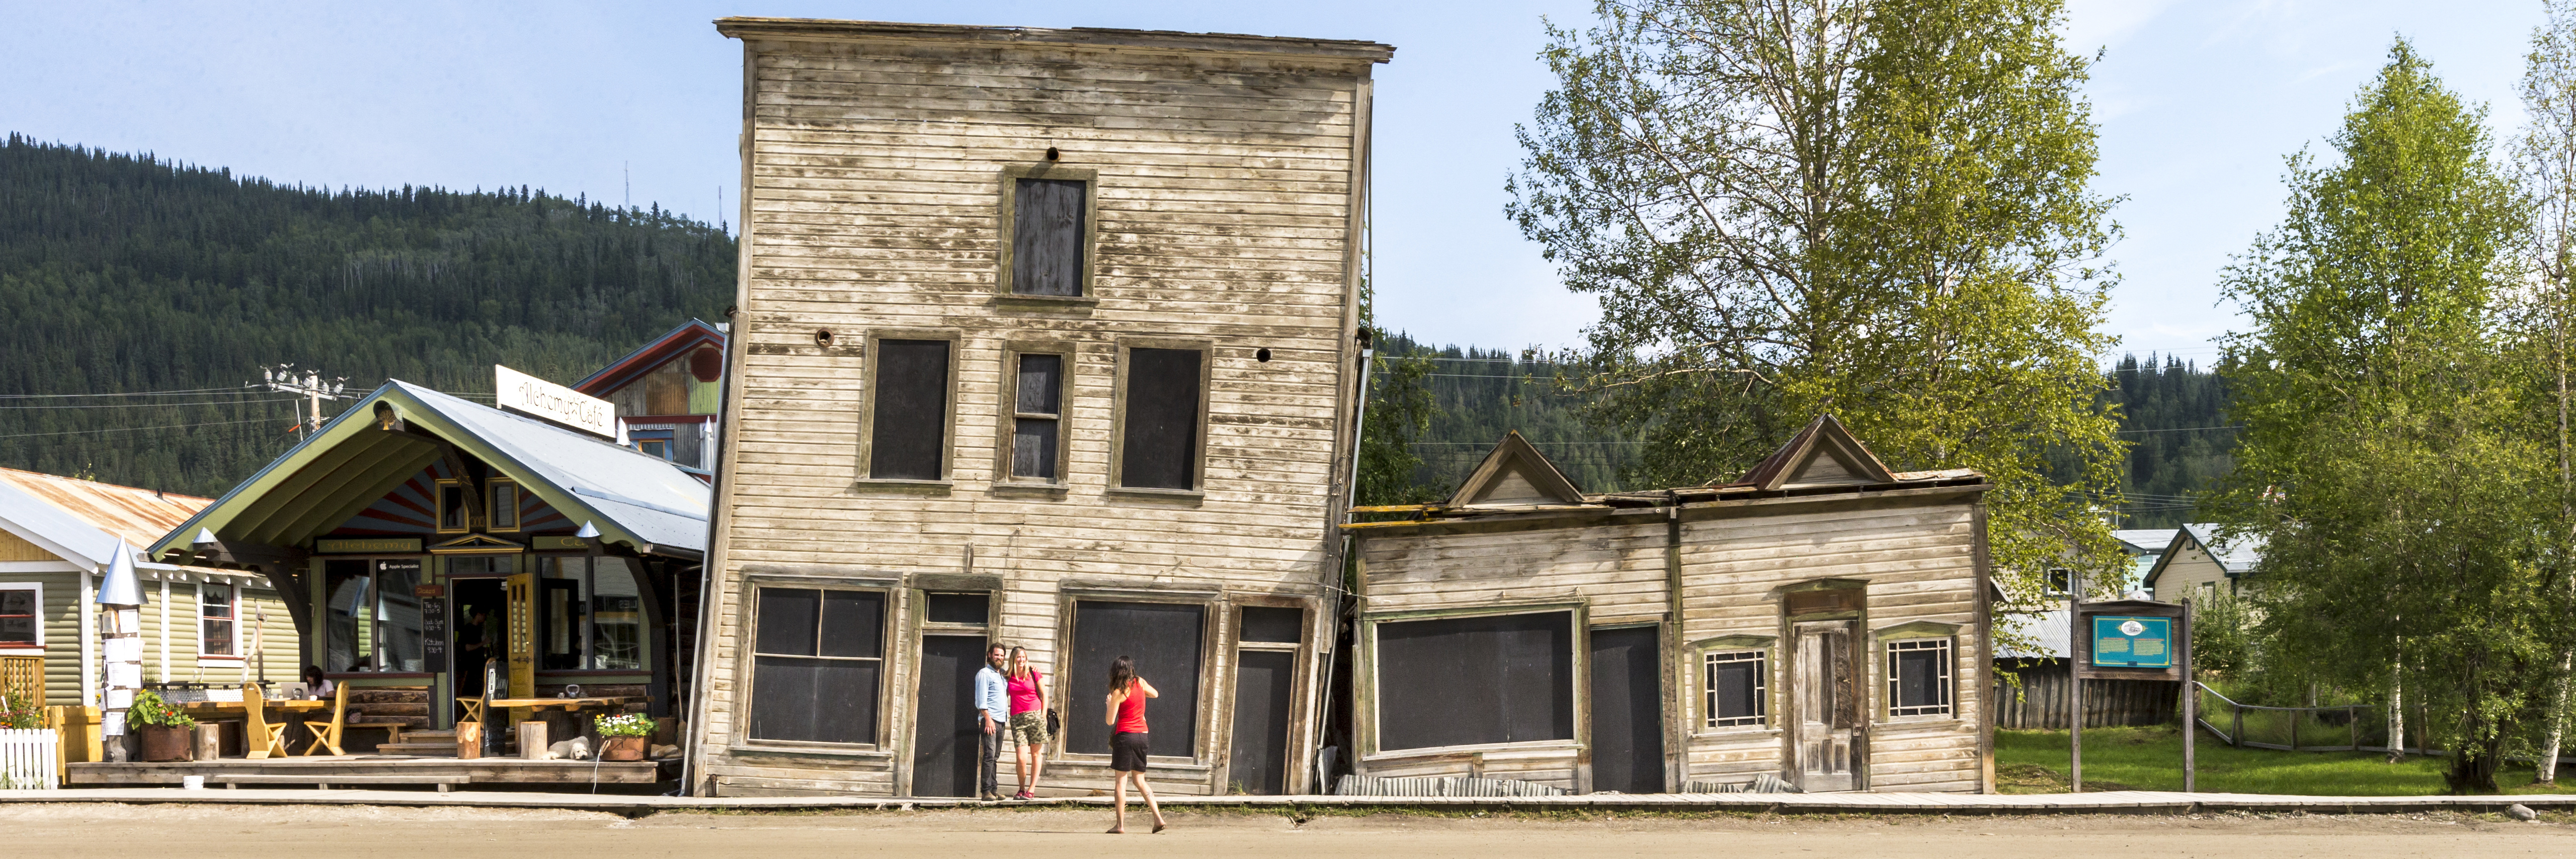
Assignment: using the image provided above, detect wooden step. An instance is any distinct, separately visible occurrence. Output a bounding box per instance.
[375,742,460,757]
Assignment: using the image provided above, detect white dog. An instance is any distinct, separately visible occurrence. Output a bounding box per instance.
[544,735,592,760]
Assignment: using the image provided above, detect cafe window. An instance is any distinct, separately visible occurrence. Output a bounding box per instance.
[631,430,674,461]
[865,337,955,482]
[489,481,521,531]
[437,481,470,532]
[1886,637,1954,718]
[749,585,886,745]
[0,583,37,647]
[324,558,426,673]
[1703,649,1766,729]
[200,583,239,658]
[1114,345,1206,491]
[535,555,646,672]
[1009,351,1066,482]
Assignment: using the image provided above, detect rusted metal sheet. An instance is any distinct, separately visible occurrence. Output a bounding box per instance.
[0,467,210,548]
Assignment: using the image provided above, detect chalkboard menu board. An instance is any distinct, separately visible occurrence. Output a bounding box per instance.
[417,585,449,674]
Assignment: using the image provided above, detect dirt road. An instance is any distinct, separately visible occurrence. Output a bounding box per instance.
[4,803,2570,858]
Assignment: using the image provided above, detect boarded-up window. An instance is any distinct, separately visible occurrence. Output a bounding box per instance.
[1118,347,1202,490]
[1374,611,1574,751]
[1011,178,1086,296]
[869,339,951,481]
[1703,650,1765,728]
[925,592,990,626]
[1011,353,1063,481]
[750,587,886,745]
[1238,606,1302,644]
[1886,638,1952,717]
[1066,601,1204,756]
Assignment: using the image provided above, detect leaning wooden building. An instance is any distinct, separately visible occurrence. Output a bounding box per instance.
[1344,417,1996,794]
[688,19,1388,797]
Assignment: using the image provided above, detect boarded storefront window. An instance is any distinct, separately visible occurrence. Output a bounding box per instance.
[1117,347,1202,490]
[1374,610,1574,751]
[1065,601,1204,755]
[868,340,951,481]
[749,586,885,744]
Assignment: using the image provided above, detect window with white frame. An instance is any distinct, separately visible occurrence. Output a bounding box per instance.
[1702,649,1766,728]
[0,583,38,648]
[200,583,239,657]
[1885,637,1954,717]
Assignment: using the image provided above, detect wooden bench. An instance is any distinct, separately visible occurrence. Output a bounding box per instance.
[212,773,473,793]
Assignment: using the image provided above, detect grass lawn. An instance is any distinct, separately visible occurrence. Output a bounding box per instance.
[1995,726,2568,795]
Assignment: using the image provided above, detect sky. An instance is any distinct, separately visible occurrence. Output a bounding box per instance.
[0,0,2554,363]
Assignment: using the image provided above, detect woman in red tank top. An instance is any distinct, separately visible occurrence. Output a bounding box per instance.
[1103,655,1166,834]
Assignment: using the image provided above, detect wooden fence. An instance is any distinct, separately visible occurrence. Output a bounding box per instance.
[1990,662,2177,729]
[0,728,58,789]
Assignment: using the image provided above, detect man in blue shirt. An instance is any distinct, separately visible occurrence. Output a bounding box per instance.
[975,642,1009,801]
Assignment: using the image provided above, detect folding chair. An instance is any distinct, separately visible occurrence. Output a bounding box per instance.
[240,682,287,759]
[300,680,351,756]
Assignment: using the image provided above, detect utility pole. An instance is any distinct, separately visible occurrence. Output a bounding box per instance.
[257,364,349,441]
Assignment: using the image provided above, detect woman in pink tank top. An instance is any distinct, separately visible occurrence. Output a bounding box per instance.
[1103,655,1165,834]
[1004,647,1050,800]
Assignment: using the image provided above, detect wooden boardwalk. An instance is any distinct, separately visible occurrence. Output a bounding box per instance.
[64,755,664,786]
[4,788,2571,816]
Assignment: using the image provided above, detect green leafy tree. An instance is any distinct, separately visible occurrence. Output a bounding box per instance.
[1508,0,2127,606]
[2216,41,2547,791]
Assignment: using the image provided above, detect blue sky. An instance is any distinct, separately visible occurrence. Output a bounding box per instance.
[0,1,2551,361]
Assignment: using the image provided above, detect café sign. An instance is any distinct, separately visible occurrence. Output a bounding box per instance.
[495,364,615,439]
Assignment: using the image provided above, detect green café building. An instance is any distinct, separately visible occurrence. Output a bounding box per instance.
[146,380,710,741]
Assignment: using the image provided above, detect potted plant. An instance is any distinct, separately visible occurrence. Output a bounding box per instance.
[128,689,198,762]
[593,712,652,761]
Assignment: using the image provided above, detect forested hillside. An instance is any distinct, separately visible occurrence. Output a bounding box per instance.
[1380,335,2232,525]
[0,135,737,497]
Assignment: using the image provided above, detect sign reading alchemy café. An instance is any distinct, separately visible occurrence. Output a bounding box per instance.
[495,364,615,439]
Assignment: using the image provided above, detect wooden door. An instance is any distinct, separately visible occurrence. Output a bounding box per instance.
[1586,625,1665,794]
[1790,620,1860,791]
[910,633,985,797]
[504,573,535,723]
[1227,649,1295,795]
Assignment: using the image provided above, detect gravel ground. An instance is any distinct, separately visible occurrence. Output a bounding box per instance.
[4,803,2571,858]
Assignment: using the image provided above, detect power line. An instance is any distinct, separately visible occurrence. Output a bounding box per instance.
[0,417,284,440]
[2115,425,2243,434]
[0,386,256,399]
[0,397,300,410]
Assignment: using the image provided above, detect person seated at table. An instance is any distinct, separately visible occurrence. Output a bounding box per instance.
[304,665,333,700]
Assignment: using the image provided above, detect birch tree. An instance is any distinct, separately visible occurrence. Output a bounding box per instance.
[2516,0,2576,784]
[1508,0,2128,604]
[2218,41,2548,791]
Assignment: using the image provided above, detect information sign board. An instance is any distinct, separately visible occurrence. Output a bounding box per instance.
[2090,615,2174,669]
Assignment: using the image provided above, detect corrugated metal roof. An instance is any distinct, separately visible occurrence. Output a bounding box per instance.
[2113,528,2179,555]
[0,467,210,548]
[1997,608,2072,659]
[2181,523,2263,574]
[396,381,710,552]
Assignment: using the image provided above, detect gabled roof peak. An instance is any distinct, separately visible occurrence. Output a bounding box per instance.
[1721,414,1897,491]
[1445,430,1587,509]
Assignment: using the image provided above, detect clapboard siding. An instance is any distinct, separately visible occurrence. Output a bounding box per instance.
[1353,483,1990,794]
[697,20,1379,798]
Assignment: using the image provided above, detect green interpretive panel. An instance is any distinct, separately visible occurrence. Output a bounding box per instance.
[2091,615,2173,669]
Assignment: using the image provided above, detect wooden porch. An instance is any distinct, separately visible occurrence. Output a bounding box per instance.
[67,755,668,788]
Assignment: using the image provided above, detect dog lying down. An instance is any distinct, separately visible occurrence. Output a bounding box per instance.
[544,736,592,760]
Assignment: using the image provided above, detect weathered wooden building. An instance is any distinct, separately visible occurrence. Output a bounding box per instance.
[1344,417,1997,794]
[579,318,729,473]
[689,19,1388,797]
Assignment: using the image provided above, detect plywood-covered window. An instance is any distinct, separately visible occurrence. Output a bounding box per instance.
[200,583,239,658]
[749,585,886,745]
[866,337,955,482]
[1885,638,1953,718]
[1373,610,1575,752]
[1065,600,1205,757]
[996,166,1096,298]
[1010,352,1065,482]
[0,583,37,648]
[1114,345,1206,491]
[1703,650,1765,728]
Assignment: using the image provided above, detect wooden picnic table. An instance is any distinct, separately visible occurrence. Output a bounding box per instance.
[481,696,633,712]
[180,699,329,714]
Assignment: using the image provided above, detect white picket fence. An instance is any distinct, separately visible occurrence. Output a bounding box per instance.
[0,728,59,789]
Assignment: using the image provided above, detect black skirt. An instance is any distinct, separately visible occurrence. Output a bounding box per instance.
[1110,731,1150,772]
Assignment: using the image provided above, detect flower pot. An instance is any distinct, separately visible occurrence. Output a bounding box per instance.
[600,735,647,761]
[139,725,192,762]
